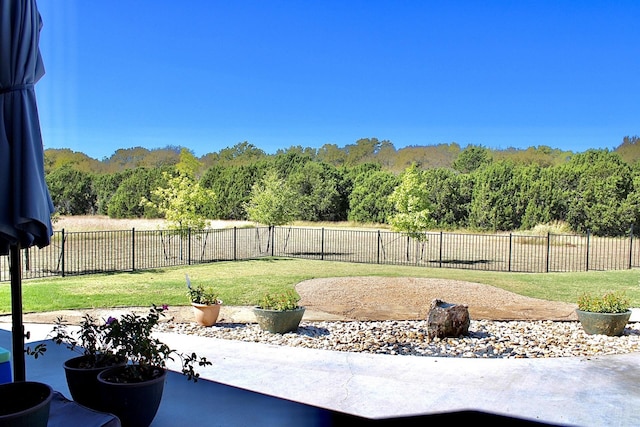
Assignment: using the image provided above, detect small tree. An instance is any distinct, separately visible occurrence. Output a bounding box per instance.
[388,164,434,261]
[245,169,298,227]
[176,148,202,178]
[245,170,298,253]
[143,171,216,231]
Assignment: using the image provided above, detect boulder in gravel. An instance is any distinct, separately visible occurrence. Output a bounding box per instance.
[427,299,470,339]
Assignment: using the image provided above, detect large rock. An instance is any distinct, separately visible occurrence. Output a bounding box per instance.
[427,299,470,339]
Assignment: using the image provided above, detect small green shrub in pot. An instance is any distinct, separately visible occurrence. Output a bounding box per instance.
[187,277,223,326]
[577,291,630,314]
[254,290,305,333]
[576,291,632,336]
[258,290,300,311]
[186,274,221,305]
[187,284,221,305]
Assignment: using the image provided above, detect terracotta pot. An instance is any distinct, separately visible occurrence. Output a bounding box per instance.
[253,306,305,334]
[576,309,632,336]
[191,302,222,326]
[0,381,52,427]
[63,354,127,411]
[97,365,166,427]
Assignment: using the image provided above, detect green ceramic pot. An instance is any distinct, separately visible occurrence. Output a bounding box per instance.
[576,309,631,336]
[253,306,305,334]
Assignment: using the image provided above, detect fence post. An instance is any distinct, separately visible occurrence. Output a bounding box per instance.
[439,231,443,268]
[61,229,65,278]
[233,227,237,261]
[508,233,512,272]
[271,226,275,257]
[377,230,381,264]
[629,224,634,269]
[131,228,135,272]
[188,228,192,265]
[546,232,550,273]
[321,228,325,261]
[586,230,590,272]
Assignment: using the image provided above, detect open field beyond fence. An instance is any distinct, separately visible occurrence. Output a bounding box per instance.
[2,220,639,282]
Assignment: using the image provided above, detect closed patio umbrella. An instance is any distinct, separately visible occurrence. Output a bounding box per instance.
[0,0,55,382]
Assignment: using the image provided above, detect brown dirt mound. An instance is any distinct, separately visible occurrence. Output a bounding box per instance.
[296,277,578,321]
[3,277,579,325]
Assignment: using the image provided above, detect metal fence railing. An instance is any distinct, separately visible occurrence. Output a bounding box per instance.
[270,227,639,272]
[1,226,639,282]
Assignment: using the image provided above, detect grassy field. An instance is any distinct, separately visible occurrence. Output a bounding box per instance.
[1,257,639,314]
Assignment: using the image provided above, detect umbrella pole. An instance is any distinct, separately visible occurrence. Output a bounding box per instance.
[9,244,25,382]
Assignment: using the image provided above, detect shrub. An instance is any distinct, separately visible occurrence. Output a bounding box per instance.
[577,291,630,313]
[187,284,220,305]
[258,290,300,311]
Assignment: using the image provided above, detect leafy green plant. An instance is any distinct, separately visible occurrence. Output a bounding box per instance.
[42,305,211,383]
[245,169,299,227]
[387,163,434,242]
[577,291,630,314]
[142,167,217,231]
[102,305,212,383]
[258,290,300,311]
[187,284,221,305]
[48,314,121,368]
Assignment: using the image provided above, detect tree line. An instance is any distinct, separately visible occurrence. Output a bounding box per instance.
[45,140,640,237]
[45,138,576,176]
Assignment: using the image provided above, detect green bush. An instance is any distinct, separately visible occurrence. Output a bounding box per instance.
[577,291,630,313]
[258,290,300,311]
[187,284,220,305]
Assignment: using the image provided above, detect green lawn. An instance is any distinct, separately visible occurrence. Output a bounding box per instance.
[2,257,639,313]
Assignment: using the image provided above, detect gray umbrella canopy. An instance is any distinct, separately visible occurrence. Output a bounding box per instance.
[0,0,55,381]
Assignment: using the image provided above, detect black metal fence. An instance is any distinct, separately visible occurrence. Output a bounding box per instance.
[1,226,639,282]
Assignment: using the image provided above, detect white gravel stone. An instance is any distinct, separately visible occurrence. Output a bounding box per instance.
[155,320,640,359]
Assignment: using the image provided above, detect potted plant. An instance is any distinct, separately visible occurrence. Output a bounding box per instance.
[253,290,305,334]
[44,305,210,427]
[94,304,211,427]
[187,279,223,327]
[576,291,632,336]
[49,314,127,411]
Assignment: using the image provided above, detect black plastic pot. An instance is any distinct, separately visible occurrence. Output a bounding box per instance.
[97,365,166,427]
[0,381,53,427]
[63,354,127,411]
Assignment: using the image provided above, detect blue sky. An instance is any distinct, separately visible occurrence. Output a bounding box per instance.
[35,1,640,161]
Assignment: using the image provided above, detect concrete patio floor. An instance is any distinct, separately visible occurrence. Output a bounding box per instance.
[2,322,640,426]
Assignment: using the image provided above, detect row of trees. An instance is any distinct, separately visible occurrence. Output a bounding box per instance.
[45,138,580,176]
[46,146,640,237]
[44,136,640,177]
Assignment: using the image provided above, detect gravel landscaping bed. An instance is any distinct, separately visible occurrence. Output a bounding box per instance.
[156,319,640,359]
